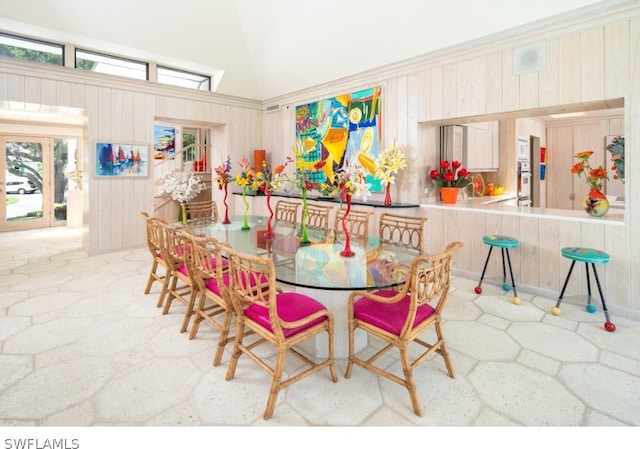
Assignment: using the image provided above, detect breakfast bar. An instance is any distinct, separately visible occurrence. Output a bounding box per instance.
[419,197,630,317]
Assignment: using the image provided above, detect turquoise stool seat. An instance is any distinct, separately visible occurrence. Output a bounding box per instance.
[552,247,616,332]
[475,235,520,304]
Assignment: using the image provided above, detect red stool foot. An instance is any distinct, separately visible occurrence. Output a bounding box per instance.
[475,286,482,294]
[604,322,616,332]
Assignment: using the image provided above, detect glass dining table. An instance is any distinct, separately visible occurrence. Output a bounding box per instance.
[183,215,419,357]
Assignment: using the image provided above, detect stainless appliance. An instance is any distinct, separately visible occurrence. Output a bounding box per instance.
[517,161,531,206]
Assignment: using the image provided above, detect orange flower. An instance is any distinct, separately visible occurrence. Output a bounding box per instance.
[576,150,594,159]
[570,162,583,174]
[571,151,608,191]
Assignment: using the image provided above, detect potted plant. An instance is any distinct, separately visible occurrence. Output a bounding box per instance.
[571,151,609,217]
[429,160,471,204]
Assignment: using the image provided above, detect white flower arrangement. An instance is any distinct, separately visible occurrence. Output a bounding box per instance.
[374,142,407,185]
[158,171,207,203]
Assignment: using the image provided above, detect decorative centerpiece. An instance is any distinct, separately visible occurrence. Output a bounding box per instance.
[259,156,294,237]
[235,156,260,230]
[158,171,207,221]
[429,160,471,204]
[571,151,609,217]
[374,142,407,206]
[321,163,370,257]
[214,155,233,224]
[293,140,324,245]
[606,136,625,184]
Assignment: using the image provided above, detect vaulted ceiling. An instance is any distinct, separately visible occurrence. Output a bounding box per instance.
[0,0,619,101]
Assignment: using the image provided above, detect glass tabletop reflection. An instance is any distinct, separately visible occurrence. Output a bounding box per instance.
[184,215,417,291]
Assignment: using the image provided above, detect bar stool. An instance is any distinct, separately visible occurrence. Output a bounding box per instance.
[475,235,521,305]
[551,247,616,332]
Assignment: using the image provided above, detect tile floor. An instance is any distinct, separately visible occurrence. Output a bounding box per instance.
[1,227,640,435]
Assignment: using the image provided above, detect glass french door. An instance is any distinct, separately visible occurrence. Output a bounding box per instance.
[1,136,51,231]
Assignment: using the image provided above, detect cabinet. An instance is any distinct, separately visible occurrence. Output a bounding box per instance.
[464,121,499,171]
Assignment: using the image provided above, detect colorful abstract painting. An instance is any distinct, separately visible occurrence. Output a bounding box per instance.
[154,125,176,160]
[295,86,382,191]
[96,143,148,177]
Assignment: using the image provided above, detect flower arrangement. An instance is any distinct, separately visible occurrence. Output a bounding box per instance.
[214,155,233,190]
[571,151,608,191]
[235,156,263,192]
[259,156,295,194]
[158,171,207,202]
[374,142,407,185]
[429,160,471,188]
[292,139,324,192]
[606,136,625,183]
[320,163,371,202]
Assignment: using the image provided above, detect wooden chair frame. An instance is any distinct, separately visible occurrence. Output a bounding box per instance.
[274,200,300,228]
[224,247,338,419]
[181,200,218,225]
[156,223,197,333]
[334,207,373,244]
[139,212,169,295]
[187,234,236,365]
[378,212,427,254]
[305,203,333,230]
[345,241,463,416]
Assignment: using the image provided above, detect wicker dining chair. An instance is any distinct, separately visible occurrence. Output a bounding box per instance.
[378,212,427,254]
[139,212,169,295]
[224,246,338,419]
[305,203,333,231]
[345,241,463,416]
[156,222,198,333]
[274,200,300,229]
[334,207,373,244]
[187,233,236,365]
[181,200,218,225]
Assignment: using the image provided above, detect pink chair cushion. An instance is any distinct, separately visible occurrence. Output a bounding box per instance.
[177,264,188,276]
[205,273,231,296]
[244,291,328,338]
[353,290,435,336]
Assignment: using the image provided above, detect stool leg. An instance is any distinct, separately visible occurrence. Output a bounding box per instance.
[475,246,494,294]
[554,260,576,309]
[590,263,616,332]
[585,263,597,313]
[504,248,519,298]
[501,248,507,285]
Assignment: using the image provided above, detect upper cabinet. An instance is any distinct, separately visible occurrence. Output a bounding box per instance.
[464,121,499,171]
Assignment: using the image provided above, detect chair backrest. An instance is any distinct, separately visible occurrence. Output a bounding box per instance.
[156,221,190,271]
[334,207,373,243]
[224,246,286,338]
[181,200,218,225]
[305,204,333,230]
[378,212,427,254]
[187,233,230,301]
[139,211,166,256]
[403,241,463,328]
[275,200,300,228]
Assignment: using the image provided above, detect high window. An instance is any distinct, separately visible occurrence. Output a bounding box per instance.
[75,49,148,81]
[0,33,63,66]
[157,66,210,91]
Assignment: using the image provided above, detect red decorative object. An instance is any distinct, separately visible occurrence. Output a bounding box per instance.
[384,183,392,206]
[265,190,274,238]
[340,195,355,257]
[222,183,231,224]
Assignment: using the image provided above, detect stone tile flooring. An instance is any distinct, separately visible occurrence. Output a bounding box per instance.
[1,227,639,441]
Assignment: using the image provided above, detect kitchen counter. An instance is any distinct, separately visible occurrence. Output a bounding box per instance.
[421,193,625,225]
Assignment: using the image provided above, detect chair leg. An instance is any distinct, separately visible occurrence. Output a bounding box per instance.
[264,350,286,420]
[344,316,355,379]
[213,310,233,366]
[144,259,159,294]
[225,318,245,381]
[398,344,422,417]
[435,320,456,378]
[179,287,198,333]
[156,271,173,308]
